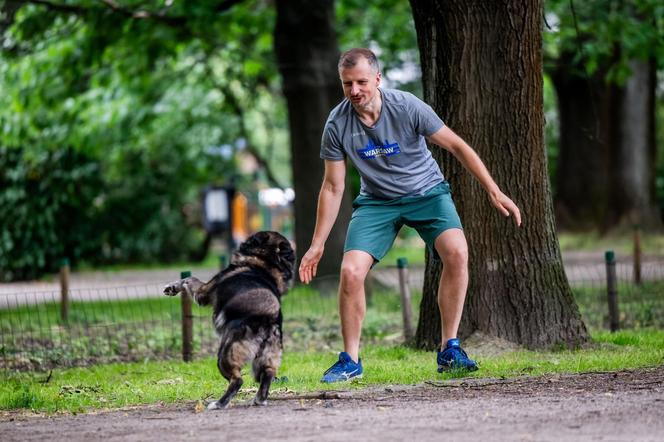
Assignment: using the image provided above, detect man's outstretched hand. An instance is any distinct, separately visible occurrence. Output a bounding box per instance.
[298,245,324,284]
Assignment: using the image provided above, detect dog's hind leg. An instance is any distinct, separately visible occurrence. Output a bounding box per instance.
[253,367,276,406]
[207,341,251,410]
[207,377,243,411]
[252,331,282,406]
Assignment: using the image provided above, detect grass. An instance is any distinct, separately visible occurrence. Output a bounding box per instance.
[1,329,663,414]
[572,280,664,330]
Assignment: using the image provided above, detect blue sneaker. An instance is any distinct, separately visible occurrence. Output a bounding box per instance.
[437,338,478,372]
[321,352,363,383]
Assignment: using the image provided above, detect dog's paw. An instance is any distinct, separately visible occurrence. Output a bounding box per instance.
[163,281,182,296]
[252,398,267,407]
[207,400,228,411]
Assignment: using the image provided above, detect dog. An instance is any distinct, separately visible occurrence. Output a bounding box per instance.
[163,231,295,410]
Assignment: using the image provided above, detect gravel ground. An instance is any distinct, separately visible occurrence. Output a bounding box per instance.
[2,366,663,442]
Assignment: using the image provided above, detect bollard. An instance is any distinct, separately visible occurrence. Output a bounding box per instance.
[397,257,414,341]
[180,270,194,362]
[633,225,642,286]
[59,258,70,322]
[605,251,620,332]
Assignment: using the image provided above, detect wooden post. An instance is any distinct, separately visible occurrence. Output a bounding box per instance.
[59,258,70,322]
[219,255,227,270]
[605,251,620,332]
[397,258,414,341]
[633,224,642,286]
[180,270,193,362]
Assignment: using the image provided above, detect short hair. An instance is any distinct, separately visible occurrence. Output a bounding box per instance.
[338,48,380,73]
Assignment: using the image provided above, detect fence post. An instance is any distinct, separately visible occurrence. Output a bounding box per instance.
[633,224,642,286]
[605,251,620,332]
[397,257,414,341]
[219,254,228,270]
[59,258,70,322]
[180,270,193,362]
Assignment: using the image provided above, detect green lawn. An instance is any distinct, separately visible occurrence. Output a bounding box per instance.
[1,329,663,414]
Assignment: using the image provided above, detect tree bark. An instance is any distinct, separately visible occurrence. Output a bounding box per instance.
[274,0,353,278]
[409,0,588,349]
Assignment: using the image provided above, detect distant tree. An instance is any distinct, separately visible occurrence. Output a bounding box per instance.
[545,0,663,231]
[409,0,588,349]
[273,0,353,278]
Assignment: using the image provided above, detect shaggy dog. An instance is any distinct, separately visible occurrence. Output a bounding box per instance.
[163,231,295,410]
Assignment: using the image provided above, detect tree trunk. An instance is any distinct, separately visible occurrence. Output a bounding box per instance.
[409,0,588,349]
[610,59,660,229]
[274,0,353,278]
[551,56,615,230]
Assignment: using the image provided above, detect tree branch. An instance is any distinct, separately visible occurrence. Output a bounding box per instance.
[196,55,287,190]
[21,0,245,28]
[23,0,87,15]
[99,0,187,26]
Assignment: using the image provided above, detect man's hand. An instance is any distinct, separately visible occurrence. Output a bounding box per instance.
[489,191,522,227]
[298,245,324,284]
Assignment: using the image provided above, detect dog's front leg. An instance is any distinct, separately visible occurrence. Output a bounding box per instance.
[163,276,209,305]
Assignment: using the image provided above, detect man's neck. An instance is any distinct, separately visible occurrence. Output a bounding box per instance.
[353,89,382,127]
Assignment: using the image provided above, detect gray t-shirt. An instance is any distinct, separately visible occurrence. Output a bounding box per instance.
[320,88,445,199]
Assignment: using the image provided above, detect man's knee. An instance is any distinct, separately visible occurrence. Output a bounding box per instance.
[340,253,372,287]
[434,230,468,269]
[340,262,369,286]
[442,245,468,269]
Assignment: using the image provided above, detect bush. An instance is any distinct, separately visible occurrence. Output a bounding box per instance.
[0,147,103,281]
[0,146,206,281]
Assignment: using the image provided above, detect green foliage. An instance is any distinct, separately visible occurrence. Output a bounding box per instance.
[337,0,421,95]
[0,1,287,279]
[544,0,664,83]
[0,147,103,281]
[0,0,430,280]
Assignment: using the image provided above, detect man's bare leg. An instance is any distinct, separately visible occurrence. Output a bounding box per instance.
[434,228,469,348]
[338,250,374,362]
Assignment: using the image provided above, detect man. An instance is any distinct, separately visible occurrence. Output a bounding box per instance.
[299,48,521,383]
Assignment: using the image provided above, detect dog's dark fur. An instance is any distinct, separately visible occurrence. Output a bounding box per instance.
[164,231,295,410]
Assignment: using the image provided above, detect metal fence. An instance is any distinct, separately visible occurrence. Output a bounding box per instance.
[1,255,663,372]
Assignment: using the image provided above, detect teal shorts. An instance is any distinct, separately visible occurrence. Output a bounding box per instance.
[344,181,463,263]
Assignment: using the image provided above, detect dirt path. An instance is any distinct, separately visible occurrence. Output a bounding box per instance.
[2,367,663,442]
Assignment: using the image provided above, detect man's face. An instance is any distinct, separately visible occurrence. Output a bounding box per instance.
[339,57,381,110]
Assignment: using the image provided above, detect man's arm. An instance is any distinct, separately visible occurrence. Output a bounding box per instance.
[427,125,522,226]
[298,159,347,284]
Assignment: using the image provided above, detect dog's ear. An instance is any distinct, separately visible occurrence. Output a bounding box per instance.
[274,237,295,282]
